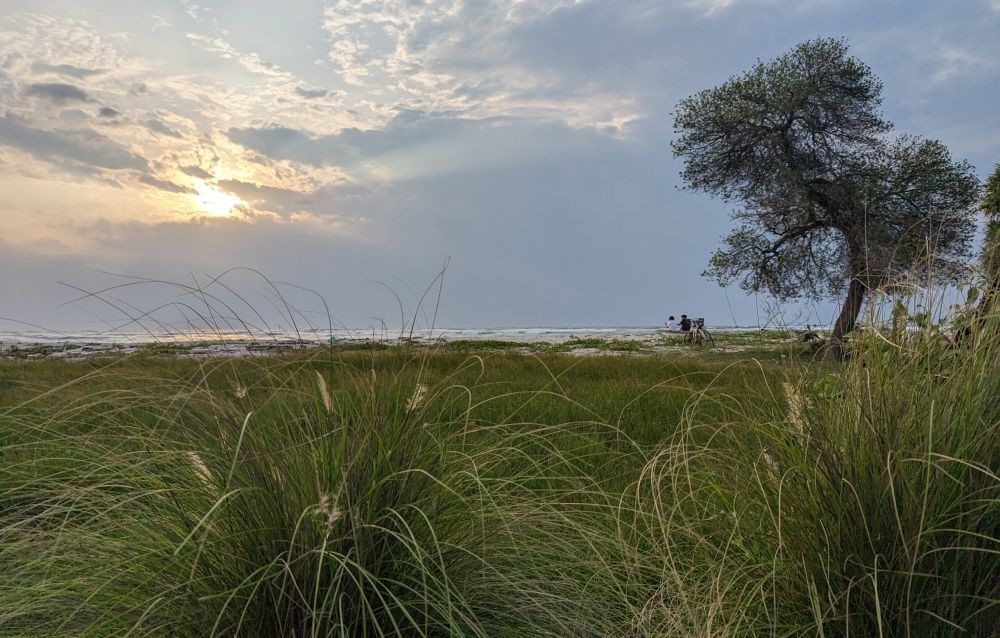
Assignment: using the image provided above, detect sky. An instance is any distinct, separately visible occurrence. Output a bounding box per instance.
[1,0,998,334]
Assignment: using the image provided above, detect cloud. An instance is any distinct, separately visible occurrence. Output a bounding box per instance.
[686,0,737,15]
[226,111,614,181]
[225,113,678,225]
[97,106,120,118]
[24,82,93,104]
[185,32,296,81]
[214,178,367,220]
[0,218,393,332]
[4,112,770,331]
[137,174,196,195]
[30,61,104,78]
[180,0,207,21]
[1,51,29,75]
[180,164,213,179]
[1,1,998,333]
[0,115,148,171]
[294,86,329,99]
[58,109,91,124]
[146,119,183,138]
[217,179,315,216]
[928,46,996,84]
[227,110,509,170]
[227,125,351,167]
[316,0,640,129]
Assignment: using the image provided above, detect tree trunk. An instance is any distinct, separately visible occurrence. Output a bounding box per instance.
[829,276,866,360]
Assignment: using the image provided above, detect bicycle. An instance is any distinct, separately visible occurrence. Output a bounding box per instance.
[686,318,715,347]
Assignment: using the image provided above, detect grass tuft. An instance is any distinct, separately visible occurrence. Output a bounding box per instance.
[1,320,996,635]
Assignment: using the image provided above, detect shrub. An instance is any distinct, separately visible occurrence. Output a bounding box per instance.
[635,318,1000,635]
[0,357,498,636]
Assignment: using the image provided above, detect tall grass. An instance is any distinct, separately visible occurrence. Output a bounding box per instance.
[1,354,501,636]
[605,316,999,636]
[1,320,997,635]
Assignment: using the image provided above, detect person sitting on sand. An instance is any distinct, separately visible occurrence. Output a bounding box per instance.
[680,315,692,332]
[665,315,678,331]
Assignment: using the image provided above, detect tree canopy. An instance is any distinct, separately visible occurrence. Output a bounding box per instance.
[672,38,980,351]
[981,164,1000,310]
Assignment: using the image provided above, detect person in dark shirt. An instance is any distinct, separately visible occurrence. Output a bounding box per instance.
[680,315,692,332]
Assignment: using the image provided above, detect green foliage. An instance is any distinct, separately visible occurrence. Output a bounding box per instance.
[1,361,485,635]
[2,332,996,635]
[1,343,71,359]
[984,164,1000,217]
[982,164,1000,290]
[551,337,646,352]
[444,339,542,352]
[673,37,981,344]
[648,322,1000,636]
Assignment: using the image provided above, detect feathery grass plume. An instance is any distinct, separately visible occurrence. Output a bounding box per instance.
[315,370,332,412]
[185,451,215,488]
[781,380,807,433]
[405,383,427,413]
[312,493,343,531]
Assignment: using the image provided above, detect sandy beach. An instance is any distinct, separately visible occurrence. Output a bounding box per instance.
[0,326,804,360]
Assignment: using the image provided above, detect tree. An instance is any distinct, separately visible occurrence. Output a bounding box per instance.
[672,38,980,356]
[981,165,1000,312]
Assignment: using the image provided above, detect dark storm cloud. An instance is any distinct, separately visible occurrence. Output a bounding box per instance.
[0,115,148,171]
[24,82,93,104]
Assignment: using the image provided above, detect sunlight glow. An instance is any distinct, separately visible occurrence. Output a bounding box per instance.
[194,182,245,217]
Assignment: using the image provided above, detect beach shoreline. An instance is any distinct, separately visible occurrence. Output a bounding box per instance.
[0,326,811,360]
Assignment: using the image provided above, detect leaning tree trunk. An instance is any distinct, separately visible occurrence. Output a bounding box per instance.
[829,276,866,360]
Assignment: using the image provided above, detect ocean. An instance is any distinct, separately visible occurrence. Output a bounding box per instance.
[0,324,781,347]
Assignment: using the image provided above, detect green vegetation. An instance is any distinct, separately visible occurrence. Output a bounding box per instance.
[1,322,997,636]
[1,343,74,359]
[135,342,200,356]
[673,38,981,354]
[550,337,647,352]
[981,164,1000,312]
[443,339,543,352]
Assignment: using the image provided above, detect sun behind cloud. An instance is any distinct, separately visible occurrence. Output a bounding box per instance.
[194,181,245,217]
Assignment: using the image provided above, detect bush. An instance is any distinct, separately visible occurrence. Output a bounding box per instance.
[0,357,501,636]
[628,318,1000,635]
